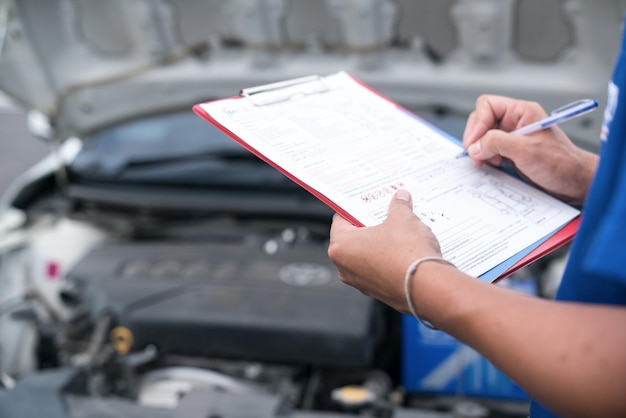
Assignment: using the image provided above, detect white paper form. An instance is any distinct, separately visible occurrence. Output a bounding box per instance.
[200,72,580,278]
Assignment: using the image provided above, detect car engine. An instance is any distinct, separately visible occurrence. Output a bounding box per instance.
[63,240,381,367]
[0,212,413,418]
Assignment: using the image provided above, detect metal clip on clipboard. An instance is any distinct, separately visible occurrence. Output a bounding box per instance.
[239,74,330,106]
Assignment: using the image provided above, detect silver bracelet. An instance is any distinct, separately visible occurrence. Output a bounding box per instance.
[404,256,455,330]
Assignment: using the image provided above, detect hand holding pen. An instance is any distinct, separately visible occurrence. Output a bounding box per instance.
[457,98,598,158]
[459,95,600,204]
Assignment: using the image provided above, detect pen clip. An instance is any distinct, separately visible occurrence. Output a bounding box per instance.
[549,98,598,117]
[536,98,598,131]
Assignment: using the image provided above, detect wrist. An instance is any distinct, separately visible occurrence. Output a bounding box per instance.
[577,151,599,203]
[404,256,455,329]
[408,258,472,331]
[550,147,599,206]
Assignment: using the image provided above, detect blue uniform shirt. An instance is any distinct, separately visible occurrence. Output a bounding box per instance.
[530,23,626,418]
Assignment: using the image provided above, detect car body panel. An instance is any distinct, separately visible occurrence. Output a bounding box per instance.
[0,0,623,148]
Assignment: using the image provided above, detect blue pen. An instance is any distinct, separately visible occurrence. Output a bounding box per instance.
[456,98,599,158]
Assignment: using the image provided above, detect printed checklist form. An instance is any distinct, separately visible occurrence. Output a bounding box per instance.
[193,71,580,281]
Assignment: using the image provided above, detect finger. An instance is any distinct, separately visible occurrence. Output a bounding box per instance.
[330,213,358,235]
[463,95,503,145]
[462,111,477,148]
[466,95,546,145]
[468,129,522,162]
[463,112,492,147]
[481,97,547,132]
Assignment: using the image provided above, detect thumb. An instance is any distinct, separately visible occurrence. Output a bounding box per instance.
[468,130,519,162]
[386,189,415,220]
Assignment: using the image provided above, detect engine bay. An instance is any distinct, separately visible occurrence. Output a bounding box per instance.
[0,202,534,417]
[0,206,426,417]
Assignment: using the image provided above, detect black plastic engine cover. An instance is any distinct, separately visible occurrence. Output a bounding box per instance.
[66,241,380,367]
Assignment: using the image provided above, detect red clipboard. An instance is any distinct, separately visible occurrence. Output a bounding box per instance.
[193,73,580,281]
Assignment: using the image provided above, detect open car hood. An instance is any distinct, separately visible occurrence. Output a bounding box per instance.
[0,0,622,147]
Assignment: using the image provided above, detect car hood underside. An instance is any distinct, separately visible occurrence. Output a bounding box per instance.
[0,0,619,148]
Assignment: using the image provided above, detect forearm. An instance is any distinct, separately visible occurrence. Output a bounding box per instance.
[411,262,626,417]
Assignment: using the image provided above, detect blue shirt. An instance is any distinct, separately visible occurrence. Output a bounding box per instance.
[530,23,626,418]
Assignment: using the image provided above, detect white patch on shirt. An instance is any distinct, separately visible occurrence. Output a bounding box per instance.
[601,81,619,141]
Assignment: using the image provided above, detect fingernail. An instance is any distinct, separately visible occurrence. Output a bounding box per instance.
[395,190,411,201]
[468,141,481,156]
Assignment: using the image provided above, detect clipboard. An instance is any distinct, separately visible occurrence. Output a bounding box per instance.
[193,71,580,282]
